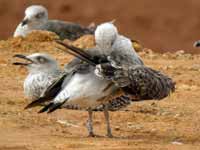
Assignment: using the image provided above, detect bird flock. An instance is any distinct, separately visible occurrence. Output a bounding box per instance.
[13,5,175,137]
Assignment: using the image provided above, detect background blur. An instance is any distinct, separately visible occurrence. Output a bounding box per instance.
[0,0,200,53]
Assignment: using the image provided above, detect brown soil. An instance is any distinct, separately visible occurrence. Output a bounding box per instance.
[0,32,200,150]
[0,0,200,53]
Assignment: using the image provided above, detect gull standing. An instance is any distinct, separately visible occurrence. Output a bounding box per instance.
[14,5,94,40]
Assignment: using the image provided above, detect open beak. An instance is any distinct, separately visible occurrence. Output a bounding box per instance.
[21,19,29,26]
[13,54,34,66]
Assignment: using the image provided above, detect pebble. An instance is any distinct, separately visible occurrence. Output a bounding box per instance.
[56,119,79,128]
[171,141,183,145]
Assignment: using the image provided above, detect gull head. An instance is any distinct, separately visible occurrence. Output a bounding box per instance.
[21,5,48,27]
[95,22,118,51]
[13,53,59,74]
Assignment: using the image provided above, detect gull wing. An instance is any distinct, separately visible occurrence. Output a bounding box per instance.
[123,65,175,100]
[24,72,69,109]
[43,20,94,40]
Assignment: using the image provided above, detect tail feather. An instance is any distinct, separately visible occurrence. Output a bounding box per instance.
[126,65,175,100]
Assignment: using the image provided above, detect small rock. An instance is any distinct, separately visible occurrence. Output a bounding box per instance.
[161,111,171,116]
[174,113,181,118]
[151,128,156,132]
[171,141,183,145]
[56,120,79,128]
[127,123,143,130]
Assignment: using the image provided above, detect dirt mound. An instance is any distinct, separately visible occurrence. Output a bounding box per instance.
[1,0,200,53]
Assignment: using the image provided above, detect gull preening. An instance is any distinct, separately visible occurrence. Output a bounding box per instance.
[14,5,95,40]
[94,22,143,66]
[56,22,175,104]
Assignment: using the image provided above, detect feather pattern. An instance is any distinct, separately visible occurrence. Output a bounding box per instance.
[24,72,60,101]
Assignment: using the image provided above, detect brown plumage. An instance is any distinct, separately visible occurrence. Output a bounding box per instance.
[121,65,175,100]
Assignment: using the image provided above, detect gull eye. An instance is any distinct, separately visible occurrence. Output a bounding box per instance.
[35,12,44,19]
[37,56,46,64]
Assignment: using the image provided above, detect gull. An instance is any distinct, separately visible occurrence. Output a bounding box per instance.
[14,5,94,40]
[14,53,131,137]
[55,22,175,102]
[93,22,144,67]
[56,42,175,103]
[13,53,62,102]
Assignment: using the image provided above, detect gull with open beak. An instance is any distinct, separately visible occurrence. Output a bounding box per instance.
[13,53,63,102]
[14,5,95,40]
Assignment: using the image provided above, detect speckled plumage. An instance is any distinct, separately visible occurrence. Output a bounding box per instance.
[24,71,61,101]
[98,64,175,100]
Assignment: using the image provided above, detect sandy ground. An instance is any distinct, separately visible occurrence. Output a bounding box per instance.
[0,32,200,150]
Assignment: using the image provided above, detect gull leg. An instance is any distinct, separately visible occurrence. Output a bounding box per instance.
[104,105,113,138]
[86,108,95,137]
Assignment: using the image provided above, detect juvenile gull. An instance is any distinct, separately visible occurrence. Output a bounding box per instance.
[13,53,62,102]
[94,22,144,66]
[14,5,94,40]
[56,22,175,101]
[14,53,131,137]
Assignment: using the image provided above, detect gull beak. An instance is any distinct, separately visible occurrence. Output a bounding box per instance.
[12,54,34,66]
[21,19,29,26]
